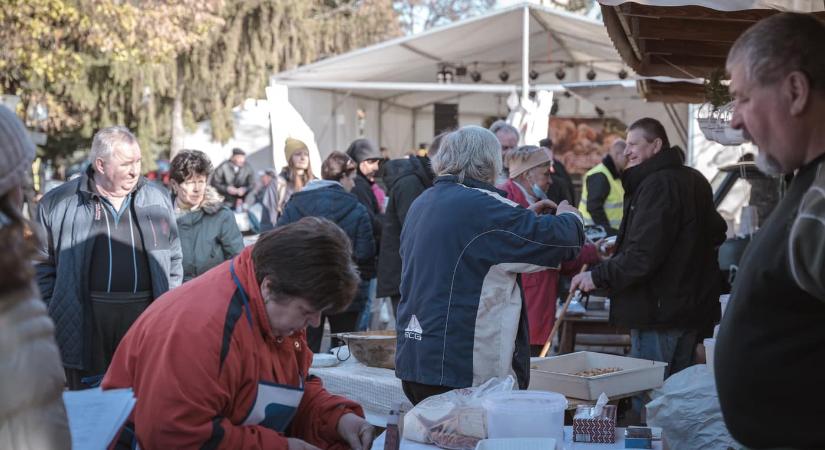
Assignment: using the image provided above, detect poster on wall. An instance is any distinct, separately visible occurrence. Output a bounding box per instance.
[549,118,626,175]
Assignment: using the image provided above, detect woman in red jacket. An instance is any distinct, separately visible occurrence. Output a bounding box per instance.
[498,146,598,355]
[103,217,373,450]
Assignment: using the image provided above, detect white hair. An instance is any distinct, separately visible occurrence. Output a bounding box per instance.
[432,126,502,185]
[489,120,520,141]
[89,126,139,162]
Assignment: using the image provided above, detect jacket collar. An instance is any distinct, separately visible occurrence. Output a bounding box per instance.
[436,174,508,197]
[232,246,286,343]
[622,146,684,194]
[302,179,344,192]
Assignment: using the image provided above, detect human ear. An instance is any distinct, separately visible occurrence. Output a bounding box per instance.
[786,71,810,116]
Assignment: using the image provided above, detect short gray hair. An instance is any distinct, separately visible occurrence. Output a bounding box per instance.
[432,126,502,184]
[727,12,825,92]
[489,120,519,141]
[90,126,139,162]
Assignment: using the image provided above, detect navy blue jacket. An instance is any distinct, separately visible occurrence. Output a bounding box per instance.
[396,175,585,389]
[277,181,375,310]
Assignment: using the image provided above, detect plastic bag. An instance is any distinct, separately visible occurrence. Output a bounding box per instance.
[645,364,739,450]
[403,376,515,450]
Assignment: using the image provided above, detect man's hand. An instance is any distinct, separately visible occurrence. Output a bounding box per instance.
[528,199,558,215]
[237,187,247,196]
[227,186,239,195]
[287,438,322,450]
[570,271,597,293]
[555,200,580,217]
[337,413,374,450]
[594,238,616,261]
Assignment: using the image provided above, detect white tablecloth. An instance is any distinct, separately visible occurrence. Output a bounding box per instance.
[371,427,663,450]
[310,354,406,426]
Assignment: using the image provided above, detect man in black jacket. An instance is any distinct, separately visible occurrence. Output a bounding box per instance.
[571,118,726,380]
[377,134,441,314]
[540,138,576,206]
[210,148,254,210]
[715,13,825,449]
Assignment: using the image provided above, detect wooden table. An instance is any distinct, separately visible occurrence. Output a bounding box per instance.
[558,308,631,355]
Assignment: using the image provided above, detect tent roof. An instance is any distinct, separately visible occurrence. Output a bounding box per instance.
[274,3,632,110]
[599,0,825,102]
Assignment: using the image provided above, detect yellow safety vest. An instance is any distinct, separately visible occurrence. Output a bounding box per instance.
[578,162,624,229]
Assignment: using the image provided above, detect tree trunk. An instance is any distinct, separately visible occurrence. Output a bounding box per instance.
[170,55,186,159]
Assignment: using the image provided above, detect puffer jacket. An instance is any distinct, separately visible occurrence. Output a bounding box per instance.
[377,156,434,299]
[0,284,71,449]
[176,186,244,282]
[277,180,375,311]
[36,167,182,369]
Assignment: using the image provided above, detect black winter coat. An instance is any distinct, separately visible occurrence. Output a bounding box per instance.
[377,157,434,298]
[210,160,254,206]
[277,181,375,310]
[591,147,726,330]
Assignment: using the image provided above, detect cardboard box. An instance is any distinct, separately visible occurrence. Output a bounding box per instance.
[573,404,617,443]
[529,352,667,400]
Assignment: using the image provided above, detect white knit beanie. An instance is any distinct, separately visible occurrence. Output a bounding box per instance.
[0,106,35,195]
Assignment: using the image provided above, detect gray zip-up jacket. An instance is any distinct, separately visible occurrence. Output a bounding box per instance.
[35,169,182,369]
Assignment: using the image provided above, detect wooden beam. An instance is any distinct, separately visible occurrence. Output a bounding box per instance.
[641,40,731,58]
[631,17,751,42]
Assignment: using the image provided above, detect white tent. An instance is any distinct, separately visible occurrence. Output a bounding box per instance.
[186,2,691,171]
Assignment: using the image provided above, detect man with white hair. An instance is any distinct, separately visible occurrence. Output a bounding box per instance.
[36,126,182,389]
[715,13,825,448]
[395,125,584,404]
[489,120,520,183]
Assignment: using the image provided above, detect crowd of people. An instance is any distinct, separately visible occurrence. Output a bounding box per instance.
[0,11,823,450]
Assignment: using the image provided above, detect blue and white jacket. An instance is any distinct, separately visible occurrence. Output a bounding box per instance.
[395,175,584,389]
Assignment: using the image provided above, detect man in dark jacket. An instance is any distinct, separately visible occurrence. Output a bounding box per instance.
[715,13,825,449]
[36,126,182,389]
[377,135,441,315]
[210,148,254,210]
[345,139,383,249]
[278,151,375,352]
[571,118,726,380]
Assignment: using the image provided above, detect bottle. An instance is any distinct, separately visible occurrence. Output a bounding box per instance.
[384,404,400,450]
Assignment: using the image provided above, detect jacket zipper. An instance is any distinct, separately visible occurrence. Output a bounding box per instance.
[147,215,158,248]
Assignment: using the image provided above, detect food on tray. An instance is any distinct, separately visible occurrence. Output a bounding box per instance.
[572,367,622,377]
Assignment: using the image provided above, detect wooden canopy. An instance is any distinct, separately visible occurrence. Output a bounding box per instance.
[601,2,825,103]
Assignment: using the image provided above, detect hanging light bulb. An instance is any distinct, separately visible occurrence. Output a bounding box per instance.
[470,71,482,82]
[529,69,539,80]
[499,70,510,82]
[586,65,597,81]
[618,68,628,80]
[555,67,566,80]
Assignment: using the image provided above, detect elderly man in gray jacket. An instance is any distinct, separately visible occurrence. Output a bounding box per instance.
[36,126,182,389]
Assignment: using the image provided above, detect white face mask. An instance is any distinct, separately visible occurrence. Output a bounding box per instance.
[531,183,548,200]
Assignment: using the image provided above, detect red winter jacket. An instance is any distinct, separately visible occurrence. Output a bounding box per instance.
[498,179,598,345]
[102,246,363,449]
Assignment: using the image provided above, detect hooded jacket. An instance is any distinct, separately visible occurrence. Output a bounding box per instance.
[377,156,434,299]
[395,175,585,389]
[277,180,375,305]
[36,168,182,369]
[591,147,726,330]
[175,186,244,282]
[101,247,364,449]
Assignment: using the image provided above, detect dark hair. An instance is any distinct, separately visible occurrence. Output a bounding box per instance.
[0,191,39,292]
[728,12,825,92]
[252,217,359,313]
[170,149,213,184]
[628,117,670,150]
[428,131,449,158]
[321,151,356,181]
[539,137,553,149]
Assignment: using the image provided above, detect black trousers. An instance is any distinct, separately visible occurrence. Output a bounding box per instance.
[401,380,454,405]
[306,311,360,353]
[66,291,150,390]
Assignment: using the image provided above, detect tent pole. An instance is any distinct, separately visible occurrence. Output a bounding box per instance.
[521,5,530,105]
[378,100,383,149]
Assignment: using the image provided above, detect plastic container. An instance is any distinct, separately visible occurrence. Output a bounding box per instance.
[704,338,716,376]
[474,438,557,450]
[483,391,566,449]
[529,352,667,400]
[719,294,730,318]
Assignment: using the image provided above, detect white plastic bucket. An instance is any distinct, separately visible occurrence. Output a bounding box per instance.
[704,338,716,376]
[483,391,567,449]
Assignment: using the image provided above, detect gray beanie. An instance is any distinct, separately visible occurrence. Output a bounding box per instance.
[0,106,35,195]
